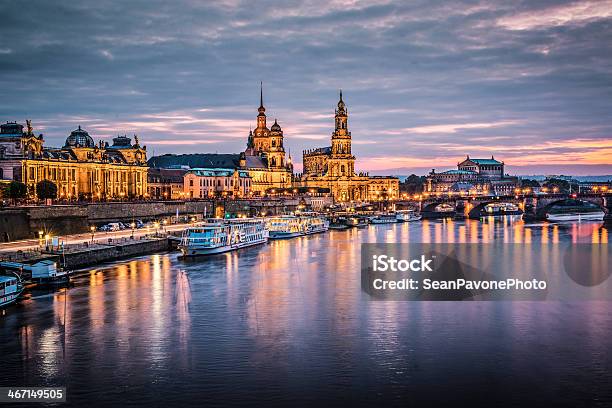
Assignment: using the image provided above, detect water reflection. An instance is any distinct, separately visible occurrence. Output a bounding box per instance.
[0,217,610,406]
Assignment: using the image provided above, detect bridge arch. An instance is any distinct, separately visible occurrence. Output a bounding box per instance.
[536,197,607,218]
[468,200,523,219]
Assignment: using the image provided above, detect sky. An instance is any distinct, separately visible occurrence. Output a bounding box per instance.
[1,0,611,176]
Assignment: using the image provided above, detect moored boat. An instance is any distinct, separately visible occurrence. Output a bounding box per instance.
[395,210,422,222]
[0,274,24,308]
[267,216,304,239]
[301,215,329,235]
[0,259,69,285]
[179,218,268,256]
[546,211,604,222]
[371,214,398,224]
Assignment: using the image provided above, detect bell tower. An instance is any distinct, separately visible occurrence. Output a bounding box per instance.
[252,82,270,152]
[329,90,355,177]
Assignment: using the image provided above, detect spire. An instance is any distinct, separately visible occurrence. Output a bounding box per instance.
[258,81,265,115]
[337,89,346,114]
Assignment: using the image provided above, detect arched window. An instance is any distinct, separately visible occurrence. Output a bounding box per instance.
[341,165,346,174]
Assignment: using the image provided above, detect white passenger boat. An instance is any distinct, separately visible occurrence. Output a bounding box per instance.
[546,211,605,222]
[267,216,304,239]
[371,214,398,224]
[267,214,329,238]
[301,215,329,235]
[179,218,268,256]
[395,210,422,222]
[0,274,24,308]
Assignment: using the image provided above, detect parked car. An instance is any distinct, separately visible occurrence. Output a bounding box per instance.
[99,222,123,232]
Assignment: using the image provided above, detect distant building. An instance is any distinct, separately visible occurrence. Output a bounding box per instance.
[183,168,251,198]
[426,156,519,196]
[0,121,148,200]
[147,168,186,200]
[147,85,293,196]
[578,180,611,194]
[294,92,399,202]
[243,84,294,194]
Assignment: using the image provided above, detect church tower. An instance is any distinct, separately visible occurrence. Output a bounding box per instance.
[268,119,285,168]
[329,90,355,177]
[252,82,270,152]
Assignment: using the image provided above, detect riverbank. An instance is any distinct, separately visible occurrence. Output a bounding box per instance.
[0,235,172,273]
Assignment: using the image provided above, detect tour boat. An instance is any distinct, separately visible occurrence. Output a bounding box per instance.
[545,200,605,222]
[301,215,329,235]
[0,259,70,285]
[328,216,351,230]
[546,211,605,222]
[0,274,24,308]
[267,214,329,238]
[371,214,398,224]
[395,210,422,222]
[179,218,268,256]
[267,216,305,239]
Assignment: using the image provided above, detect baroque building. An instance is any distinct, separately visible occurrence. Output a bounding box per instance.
[425,156,519,196]
[0,121,148,200]
[147,84,293,197]
[242,83,293,195]
[294,92,399,202]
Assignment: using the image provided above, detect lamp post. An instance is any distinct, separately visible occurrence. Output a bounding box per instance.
[130,222,136,239]
[38,230,44,248]
[90,226,95,243]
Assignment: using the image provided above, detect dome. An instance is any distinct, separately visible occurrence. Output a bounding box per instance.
[271,119,281,132]
[65,126,94,148]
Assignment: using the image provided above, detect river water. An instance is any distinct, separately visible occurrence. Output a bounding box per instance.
[1,217,611,407]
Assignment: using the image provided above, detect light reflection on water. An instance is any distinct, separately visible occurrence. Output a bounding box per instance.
[0,217,610,407]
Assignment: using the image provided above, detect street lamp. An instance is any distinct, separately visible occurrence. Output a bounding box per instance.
[130,222,136,239]
[38,230,44,247]
[90,225,95,243]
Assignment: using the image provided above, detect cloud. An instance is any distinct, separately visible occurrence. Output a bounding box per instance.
[497,1,612,30]
[0,0,610,174]
[399,121,520,134]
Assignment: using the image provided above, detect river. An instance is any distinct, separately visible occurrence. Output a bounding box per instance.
[1,217,611,407]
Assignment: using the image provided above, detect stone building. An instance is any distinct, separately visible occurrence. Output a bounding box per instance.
[242,84,293,194]
[294,92,399,203]
[183,168,251,198]
[425,156,519,195]
[147,85,293,196]
[148,168,187,200]
[0,121,148,200]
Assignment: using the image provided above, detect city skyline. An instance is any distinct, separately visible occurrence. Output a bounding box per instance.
[1,0,612,175]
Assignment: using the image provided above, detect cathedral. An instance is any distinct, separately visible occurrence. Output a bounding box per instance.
[295,92,399,202]
[239,83,293,195]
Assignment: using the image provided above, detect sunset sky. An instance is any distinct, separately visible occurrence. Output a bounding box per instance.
[1,0,611,175]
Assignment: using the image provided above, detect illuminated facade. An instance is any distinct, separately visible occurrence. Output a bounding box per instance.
[425,156,519,195]
[242,84,293,195]
[295,93,399,202]
[0,121,148,200]
[184,168,251,198]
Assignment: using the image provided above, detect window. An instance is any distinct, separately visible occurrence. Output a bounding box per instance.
[189,180,194,187]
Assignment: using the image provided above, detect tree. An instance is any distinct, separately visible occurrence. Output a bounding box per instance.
[520,179,541,188]
[543,178,571,193]
[400,174,426,195]
[4,181,28,204]
[36,180,58,201]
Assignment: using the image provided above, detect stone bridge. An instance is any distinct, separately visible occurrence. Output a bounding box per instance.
[396,193,612,223]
